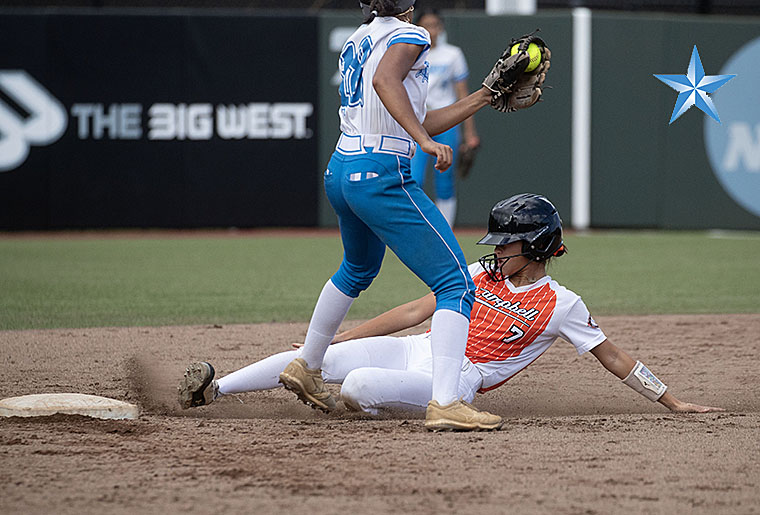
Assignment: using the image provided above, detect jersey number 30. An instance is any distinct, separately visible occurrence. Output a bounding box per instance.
[339,36,373,108]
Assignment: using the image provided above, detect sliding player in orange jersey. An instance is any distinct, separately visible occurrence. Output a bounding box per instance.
[179,194,722,429]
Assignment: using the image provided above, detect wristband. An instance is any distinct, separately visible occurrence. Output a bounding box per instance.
[622,361,667,402]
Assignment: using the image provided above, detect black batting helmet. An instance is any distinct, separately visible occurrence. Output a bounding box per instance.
[478,193,566,261]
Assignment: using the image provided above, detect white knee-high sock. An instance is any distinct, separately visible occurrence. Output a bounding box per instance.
[430,309,469,405]
[299,279,354,369]
[435,198,457,228]
[217,350,298,394]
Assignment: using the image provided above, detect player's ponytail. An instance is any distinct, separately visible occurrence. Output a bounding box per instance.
[362,0,381,24]
[362,0,409,24]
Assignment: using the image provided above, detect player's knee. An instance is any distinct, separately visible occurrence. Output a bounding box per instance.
[331,261,381,298]
[434,281,475,318]
[340,370,378,414]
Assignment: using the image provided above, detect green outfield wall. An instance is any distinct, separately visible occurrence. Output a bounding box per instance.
[318,10,760,230]
[590,12,760,229]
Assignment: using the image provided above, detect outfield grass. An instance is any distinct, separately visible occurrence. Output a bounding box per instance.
[1,230,758,330]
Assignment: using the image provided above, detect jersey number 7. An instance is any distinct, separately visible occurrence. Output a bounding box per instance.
[502,324,525,344]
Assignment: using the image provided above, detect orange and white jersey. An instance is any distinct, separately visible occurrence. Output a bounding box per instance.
[465,262,607,392]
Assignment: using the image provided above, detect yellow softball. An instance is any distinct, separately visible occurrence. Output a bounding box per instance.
[510,42,542,72]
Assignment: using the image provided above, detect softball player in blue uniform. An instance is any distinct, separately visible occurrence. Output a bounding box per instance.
[277,0,506,431]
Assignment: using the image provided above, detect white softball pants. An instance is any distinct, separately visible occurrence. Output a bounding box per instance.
[216,333,483,415]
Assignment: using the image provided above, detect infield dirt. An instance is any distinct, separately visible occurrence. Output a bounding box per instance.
[1,314,758,514]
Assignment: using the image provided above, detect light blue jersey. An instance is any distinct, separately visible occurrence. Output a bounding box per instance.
[339,16,430,139]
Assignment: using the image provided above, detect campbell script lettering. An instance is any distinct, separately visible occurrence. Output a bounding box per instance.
[476,289,540,321]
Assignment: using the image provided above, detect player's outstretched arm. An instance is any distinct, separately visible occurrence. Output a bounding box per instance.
[292,293,436,349]
[422,87,491,138]
[333,293,436,343]
[454,79,481,150]
[590,339,724,413]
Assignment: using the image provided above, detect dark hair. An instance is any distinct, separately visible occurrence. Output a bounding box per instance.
[361,0,413,25]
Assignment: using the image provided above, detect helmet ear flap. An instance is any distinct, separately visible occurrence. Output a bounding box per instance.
[523,234,566,261]
[520,240,538,260]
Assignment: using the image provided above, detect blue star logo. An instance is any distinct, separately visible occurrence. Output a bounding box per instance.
[654,45,736,124]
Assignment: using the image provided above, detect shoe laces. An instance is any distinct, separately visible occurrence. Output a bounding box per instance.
[460,399,476,410]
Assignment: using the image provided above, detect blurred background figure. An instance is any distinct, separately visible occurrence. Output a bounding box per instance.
[410,9,480,228]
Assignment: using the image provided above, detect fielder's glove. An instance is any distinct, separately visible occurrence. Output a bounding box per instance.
[457,145,479,179]
[482,33,551,113]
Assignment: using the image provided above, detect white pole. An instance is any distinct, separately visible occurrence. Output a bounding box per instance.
[485,0,537,15]
[572,7,592,230]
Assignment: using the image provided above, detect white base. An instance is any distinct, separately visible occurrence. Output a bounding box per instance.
[0,393,139,420]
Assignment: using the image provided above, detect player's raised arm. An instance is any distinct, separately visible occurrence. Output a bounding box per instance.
[589,339,724,413]
[424,32,552,138]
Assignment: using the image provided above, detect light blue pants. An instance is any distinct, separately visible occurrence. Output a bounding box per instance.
[324,148,474,317]
[410,126,460,200]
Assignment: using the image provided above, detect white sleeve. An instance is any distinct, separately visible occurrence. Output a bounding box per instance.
[468,261,485,278]
[387,26,431,50]
[452,47,469,82]
[558,298,607,355]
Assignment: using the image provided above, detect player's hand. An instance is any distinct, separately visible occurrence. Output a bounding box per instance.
[668,401,725,413]
[291,336,343,349]
[420,139,453,172]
